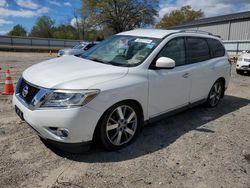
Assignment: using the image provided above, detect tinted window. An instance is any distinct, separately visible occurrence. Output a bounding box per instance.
[84,43,96,50]
[207,38,225,58]
[157,37,186,66]
[187,37,210,63]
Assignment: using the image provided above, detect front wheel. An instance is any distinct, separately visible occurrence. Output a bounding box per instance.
[206,80,223,107]
[236,69,243,74]
[99,102,142,151]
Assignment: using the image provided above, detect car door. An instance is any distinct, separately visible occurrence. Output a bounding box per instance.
[186,37,215,103]
[148,37,192,117]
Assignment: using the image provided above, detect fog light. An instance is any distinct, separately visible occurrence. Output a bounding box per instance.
[56,128,69,138]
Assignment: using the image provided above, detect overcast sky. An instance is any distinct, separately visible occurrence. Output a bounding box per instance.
[159,0,250,18]
[0,0,250,35]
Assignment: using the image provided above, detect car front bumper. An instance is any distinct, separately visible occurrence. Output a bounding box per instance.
[236,61,250,71]
[13,94,102,144]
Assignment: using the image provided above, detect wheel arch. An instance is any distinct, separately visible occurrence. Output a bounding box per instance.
[92,99,144,144]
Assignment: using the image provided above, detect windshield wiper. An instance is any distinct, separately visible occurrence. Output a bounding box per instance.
[84,57,109,65]
[108,61,132,67]
[82,56,130,67]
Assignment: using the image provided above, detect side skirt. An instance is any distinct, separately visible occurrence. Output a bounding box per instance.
[145,99,206,125]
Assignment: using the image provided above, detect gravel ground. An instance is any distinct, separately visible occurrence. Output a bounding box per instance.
[0,52,249,188]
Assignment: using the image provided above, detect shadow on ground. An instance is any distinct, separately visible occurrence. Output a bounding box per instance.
[44,95,249,162]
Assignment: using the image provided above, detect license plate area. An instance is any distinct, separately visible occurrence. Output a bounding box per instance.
[15,106,24,120]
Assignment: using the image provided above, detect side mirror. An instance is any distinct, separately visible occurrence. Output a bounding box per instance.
[155,57,175,69]
[242,50,246,54]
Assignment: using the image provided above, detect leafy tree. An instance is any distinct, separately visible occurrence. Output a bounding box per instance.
[156,6,204,28]
[7,24,27,36]
[30,16,55,38]
[84,29,105,41]
[82,0,159,33]
[52,25,78,39]
[80,1,91,40]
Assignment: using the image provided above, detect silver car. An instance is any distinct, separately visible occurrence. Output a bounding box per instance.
[57,42,97,57]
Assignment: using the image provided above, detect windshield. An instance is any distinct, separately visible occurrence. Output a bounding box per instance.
[73,43,86,49]
[81,35,160,67]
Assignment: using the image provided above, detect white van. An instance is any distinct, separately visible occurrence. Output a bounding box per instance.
[13,29,231,152]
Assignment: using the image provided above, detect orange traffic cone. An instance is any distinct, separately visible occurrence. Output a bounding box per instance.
[2,69,14,95]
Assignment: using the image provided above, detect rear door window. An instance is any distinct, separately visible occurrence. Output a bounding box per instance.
[207,38,225,58]
[187,37,210,64]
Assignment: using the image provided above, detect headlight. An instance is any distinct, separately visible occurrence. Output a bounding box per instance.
[41,89,100,108]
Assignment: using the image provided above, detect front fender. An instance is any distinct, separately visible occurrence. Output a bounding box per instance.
[86,73,148,121]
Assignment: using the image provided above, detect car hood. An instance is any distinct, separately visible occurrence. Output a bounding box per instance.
[242,53,250,59]
[59,48,70,52]
[23,56,128,89]
[63,49,84,55]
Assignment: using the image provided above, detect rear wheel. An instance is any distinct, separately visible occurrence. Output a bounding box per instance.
[99,101,142,151]
[206,80,223,107]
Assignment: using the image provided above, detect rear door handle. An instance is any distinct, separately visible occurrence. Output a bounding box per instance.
[182,73,190,78]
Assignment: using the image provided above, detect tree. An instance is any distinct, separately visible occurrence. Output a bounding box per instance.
[156,6,204,28]
[52,25,78,39]
[7,24,27,36]
[82,0,159,33]
[30,16,55,38]
[69,8,83,40]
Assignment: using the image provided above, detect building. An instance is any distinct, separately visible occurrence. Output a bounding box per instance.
[168,11,250,55]
[169,11,250,41]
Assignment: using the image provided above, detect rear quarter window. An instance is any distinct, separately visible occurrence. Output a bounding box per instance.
[187,37,210,64]
[207,38,225,58]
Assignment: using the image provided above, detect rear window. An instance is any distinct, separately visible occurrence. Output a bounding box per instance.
[207,38,225,58]
[187,37,210,64]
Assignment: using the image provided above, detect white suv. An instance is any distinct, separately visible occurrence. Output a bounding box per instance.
[13,29,231,152]
[236,49,250,74]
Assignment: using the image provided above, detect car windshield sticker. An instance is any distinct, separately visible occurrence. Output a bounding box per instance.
[134,38,153,44]
[146,43,155,49]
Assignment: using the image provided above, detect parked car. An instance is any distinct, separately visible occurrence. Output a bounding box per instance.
[13,29,231,152]
[236,49,250,74]
[57,42,97,57]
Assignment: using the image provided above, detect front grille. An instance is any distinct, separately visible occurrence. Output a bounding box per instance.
[18,79,40,104]
[242,65,250,68]
[244,59,250,62]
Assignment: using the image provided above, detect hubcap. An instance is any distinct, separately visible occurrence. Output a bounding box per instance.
[209,82,222,106]
[106,105,137,146]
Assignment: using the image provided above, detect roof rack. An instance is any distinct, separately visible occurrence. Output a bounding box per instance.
[179,29,214,35]
[178,29,221,38]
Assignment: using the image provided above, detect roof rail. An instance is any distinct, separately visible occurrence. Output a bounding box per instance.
[179,29,213,36]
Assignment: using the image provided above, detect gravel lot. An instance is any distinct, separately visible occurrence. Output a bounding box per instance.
[0,52,250,188]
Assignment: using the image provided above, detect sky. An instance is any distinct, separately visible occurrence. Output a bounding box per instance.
[0,0,250,35]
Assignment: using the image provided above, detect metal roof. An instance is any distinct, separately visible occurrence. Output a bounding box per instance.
[169,11,250,29]
[118,29,222,39]
[117,29,179,39]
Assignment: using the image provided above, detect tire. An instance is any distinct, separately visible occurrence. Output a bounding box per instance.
[206,80,223,108]
[99,101,142,151]
[236,69,243,75]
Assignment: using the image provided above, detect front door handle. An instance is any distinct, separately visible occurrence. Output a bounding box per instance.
[182,73,190,78]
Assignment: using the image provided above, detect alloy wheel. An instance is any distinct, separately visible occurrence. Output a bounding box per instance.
[106,105,137,146]
[209,82,222,107]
